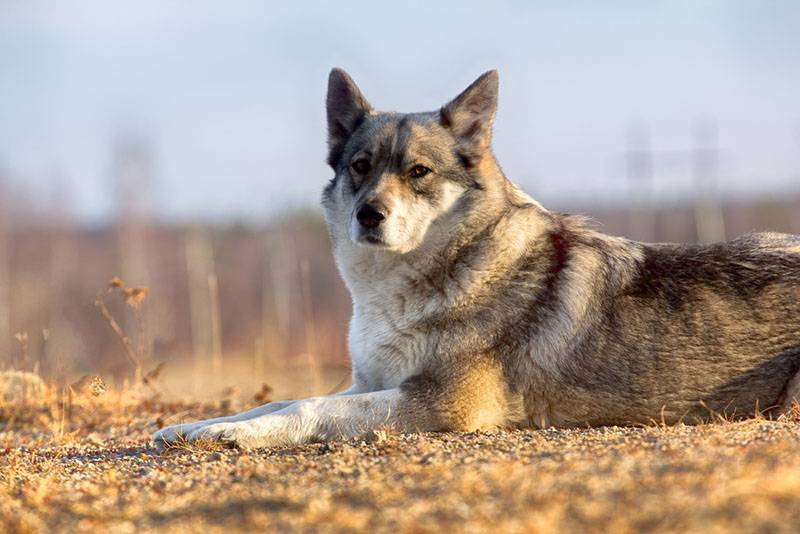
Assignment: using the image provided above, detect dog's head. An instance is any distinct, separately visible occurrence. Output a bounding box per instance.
[321,69,500,254]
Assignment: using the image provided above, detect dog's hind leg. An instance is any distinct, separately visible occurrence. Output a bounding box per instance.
[777,369,800,416]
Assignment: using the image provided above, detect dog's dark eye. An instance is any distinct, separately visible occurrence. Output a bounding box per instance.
[409,165,431,179]
[351,159,371,174]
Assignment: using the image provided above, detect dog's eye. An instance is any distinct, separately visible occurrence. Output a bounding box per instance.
[351,159,371,174]
[409,165,431,179]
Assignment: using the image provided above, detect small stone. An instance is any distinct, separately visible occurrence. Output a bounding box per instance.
[419,454,434,465]
[85,433,103,446]
[362,429,388,444]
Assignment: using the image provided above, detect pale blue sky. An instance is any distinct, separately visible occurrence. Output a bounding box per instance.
[1,1,799,222]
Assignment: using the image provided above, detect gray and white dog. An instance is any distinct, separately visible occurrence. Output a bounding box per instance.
[154,69,800,449]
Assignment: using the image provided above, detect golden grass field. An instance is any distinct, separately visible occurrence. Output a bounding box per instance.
[2,371,800,534]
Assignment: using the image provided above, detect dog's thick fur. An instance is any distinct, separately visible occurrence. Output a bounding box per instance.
[153,69,800,449]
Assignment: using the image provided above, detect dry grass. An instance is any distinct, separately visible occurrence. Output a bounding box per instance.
[2,382,800,534]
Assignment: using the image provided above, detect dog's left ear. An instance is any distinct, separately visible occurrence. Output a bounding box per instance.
[327,68,373,168]
[440,70,499,156]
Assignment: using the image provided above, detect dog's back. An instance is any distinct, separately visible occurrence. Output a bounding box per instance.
[539,230,800,426]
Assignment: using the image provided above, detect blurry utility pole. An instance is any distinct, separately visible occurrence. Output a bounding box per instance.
[625,122,656,242]
[208,271,223,379]
[185,229,216,385]
[300,259,322,394]
[112,133,154,285]
[112,132,157,367]
[256,231,278,381]
[691,119,726,243]
[45,170,78,377]
[268,232,294,343]
[793,121,800,234]
[0,194,8,368]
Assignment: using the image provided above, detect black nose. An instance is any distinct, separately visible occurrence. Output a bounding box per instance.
[356,202,387,229]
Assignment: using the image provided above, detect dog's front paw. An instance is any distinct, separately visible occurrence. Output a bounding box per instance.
[152,422,203,449]
[186,422,266,449]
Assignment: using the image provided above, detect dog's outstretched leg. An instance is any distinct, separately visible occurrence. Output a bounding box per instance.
[165,359,515,449]
[152,385,362,448]
[184,388,408,448]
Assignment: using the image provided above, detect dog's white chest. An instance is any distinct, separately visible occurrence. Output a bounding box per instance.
[348,306,429,390]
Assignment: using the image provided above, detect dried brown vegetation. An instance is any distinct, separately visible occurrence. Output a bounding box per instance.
[2,380,800,533]
[0,214,352,387]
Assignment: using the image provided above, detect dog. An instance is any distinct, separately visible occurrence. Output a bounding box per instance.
[153,69,800,449]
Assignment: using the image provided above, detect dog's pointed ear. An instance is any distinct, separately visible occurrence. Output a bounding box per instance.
[327,68,373,168]
[440,70,499,155]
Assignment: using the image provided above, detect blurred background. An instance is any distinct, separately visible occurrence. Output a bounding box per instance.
[1,1,799,398]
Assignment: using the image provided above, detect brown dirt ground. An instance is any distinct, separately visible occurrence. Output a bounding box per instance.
[2,392,800,534]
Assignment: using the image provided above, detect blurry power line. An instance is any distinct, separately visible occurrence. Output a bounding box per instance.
[621,119,727,243]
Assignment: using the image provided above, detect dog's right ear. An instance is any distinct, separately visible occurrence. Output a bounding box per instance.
[326,68,373,168]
